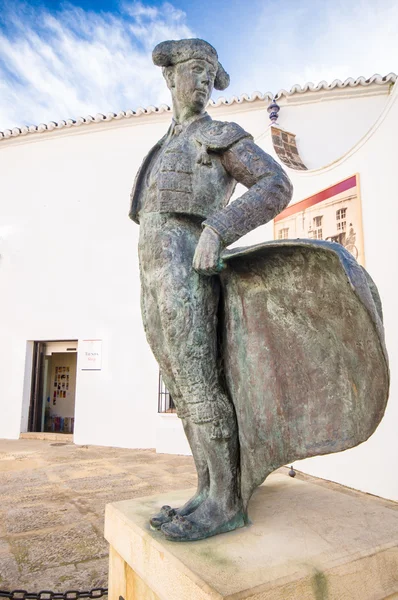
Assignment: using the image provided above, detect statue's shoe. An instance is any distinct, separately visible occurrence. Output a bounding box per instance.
[149,505,176,530]
[160,511,245,542]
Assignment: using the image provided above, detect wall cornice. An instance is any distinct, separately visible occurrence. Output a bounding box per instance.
[0,74,395,148]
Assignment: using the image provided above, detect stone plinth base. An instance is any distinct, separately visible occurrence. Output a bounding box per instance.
[105,473,398,600]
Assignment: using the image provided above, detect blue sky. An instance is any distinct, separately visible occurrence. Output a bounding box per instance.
[0,0,397,130]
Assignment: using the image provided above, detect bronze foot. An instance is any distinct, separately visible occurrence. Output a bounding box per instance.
[160,510,245,542]
[149,488,209,530]
[149,505,176,530]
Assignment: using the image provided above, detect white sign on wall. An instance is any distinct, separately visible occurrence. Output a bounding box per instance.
[80,339,102,370]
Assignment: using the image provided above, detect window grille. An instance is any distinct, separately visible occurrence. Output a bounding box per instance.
[158,372,176,413]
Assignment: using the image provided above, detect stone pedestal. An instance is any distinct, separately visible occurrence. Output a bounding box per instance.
[105,473,398,600]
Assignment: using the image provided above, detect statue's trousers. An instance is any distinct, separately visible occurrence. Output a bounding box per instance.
[138,213,235,437]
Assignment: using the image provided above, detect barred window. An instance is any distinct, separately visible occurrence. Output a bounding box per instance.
[158,372,176,413]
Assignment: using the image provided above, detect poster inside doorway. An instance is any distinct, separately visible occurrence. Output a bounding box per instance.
[273,174,365,266]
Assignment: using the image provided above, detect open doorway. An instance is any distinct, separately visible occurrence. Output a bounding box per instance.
[28,340,78,434]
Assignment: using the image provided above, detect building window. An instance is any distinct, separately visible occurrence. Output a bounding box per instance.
[278,227,289,239]
[336,208,347,232]
[158,372,176,413]
[313,216,322,227]
[312,216,323,239]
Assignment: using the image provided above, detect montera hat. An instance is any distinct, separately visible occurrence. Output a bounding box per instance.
[152,38,230,91]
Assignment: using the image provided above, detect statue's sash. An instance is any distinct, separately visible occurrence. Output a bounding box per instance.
[221,240,389,514]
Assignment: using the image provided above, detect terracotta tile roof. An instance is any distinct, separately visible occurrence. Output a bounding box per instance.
[275,73,396,99]
[0,74,395,143]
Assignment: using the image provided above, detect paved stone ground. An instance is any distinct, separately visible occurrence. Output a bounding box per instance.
[0,439,197,591]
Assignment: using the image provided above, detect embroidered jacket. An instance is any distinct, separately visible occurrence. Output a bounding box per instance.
[129,113,293,246]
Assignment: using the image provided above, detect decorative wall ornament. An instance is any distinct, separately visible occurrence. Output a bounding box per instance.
[271,126,308,170]
[267,99,280,124]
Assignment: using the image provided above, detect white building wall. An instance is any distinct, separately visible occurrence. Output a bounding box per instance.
[0,80,397,499]
[0,116,171,448]
[277,86,391,169]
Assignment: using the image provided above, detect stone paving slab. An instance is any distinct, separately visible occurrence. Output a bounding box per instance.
[1,439,396,597]
[19,557,109,590]
[11,522,108,576]
[1,503,83,535]
[0,439,196,590]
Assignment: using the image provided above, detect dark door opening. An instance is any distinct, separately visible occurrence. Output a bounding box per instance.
[28,341,78,433]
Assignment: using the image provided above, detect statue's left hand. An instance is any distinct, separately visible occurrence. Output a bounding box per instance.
[193,227,225,275]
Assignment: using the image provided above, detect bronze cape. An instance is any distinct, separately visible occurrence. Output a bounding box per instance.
[220,239,389,515]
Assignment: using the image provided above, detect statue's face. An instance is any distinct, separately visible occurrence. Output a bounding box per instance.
[168,59,216,113]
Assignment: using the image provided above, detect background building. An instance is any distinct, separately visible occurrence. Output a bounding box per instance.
[1,73,397,502]
[274,175,364,264]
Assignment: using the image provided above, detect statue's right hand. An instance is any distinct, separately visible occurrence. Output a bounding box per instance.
[193,227,224,275]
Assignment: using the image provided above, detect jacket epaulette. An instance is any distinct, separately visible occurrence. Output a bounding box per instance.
[195,120,252,152]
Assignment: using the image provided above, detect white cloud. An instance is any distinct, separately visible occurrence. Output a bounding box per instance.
[228,0,398,98]
[0,0,396,130]
[0,1,194,130]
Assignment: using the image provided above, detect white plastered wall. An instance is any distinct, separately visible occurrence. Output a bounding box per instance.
[0,116,171,447]
[0,81,396,501]
[276,86,392,169]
